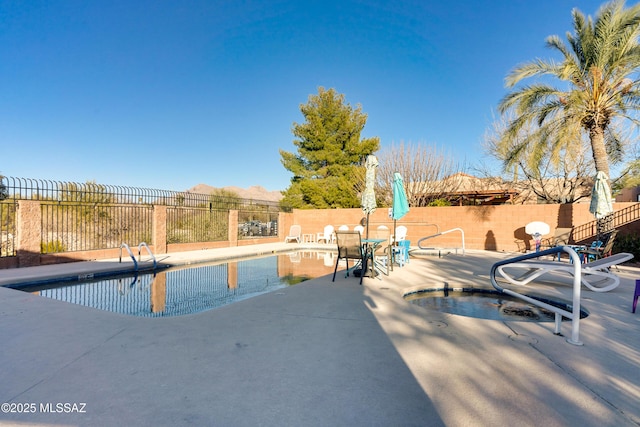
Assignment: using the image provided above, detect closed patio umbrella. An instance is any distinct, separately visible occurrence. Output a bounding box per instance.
[361,155,378,239]
[391,172,410,239]
[590,171,613,239]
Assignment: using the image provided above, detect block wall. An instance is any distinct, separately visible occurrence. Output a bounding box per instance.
[285,202,640,252]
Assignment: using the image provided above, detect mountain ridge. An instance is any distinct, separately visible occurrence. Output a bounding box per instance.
[187,184,283,202]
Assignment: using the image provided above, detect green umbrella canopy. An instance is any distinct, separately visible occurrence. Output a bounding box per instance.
[361,155,378,215]
[361,155,378,239]
[392,172,409,220]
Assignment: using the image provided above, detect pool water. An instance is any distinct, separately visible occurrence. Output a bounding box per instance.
[404,288,589,322]
[18,251,336,318]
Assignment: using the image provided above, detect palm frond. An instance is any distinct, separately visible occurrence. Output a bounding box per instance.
[504,59,562,88]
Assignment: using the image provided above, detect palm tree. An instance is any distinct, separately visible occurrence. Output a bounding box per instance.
[498,0,640,180]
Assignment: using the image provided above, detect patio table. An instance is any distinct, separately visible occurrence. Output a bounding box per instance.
[362,238,385,278]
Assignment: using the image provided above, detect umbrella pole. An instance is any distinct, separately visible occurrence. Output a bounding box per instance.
[393,219,397,241]
[366,213,370,239]
[391,218,397,271]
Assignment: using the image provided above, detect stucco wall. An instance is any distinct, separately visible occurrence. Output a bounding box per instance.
[285,202,640,252]
[4,201,640,269]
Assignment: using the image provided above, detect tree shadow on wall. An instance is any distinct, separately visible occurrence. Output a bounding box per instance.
[556,203,574,229]
[466,205,496,222]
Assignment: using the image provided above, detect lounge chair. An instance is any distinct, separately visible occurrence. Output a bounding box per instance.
[284,225,301,243]
[496,251,634,292]
[333,230,367,285]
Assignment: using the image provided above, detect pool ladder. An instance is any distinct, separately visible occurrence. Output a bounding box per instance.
[119,242,157,271]
[490,246,583,345]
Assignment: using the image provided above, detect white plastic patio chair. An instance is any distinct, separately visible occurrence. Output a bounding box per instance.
[393,225,407,242]
[284,225,301,243]
[317,225,335,244]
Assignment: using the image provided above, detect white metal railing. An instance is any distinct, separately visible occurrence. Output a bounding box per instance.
[490,246,583,345]
[417,227,465,255]
[119,243,138,270]
[119,242,157,271]
[138,242,157,269]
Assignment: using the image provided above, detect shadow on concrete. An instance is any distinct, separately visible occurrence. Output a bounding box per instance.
[0,266,444,426]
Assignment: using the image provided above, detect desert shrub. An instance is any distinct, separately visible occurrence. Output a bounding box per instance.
[428,198,451,207]
[613,232,640,261]
[41,240,66,254]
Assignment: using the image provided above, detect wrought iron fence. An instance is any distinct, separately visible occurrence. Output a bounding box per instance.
[0,176,286,209]
[237,204,280,239]
[0,200,16,257]
[167,206,228,244]
[41,202,154,253]
[0,176,287,256]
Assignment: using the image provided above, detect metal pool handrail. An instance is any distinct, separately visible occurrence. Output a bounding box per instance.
[138,242,157,269]
[118,242,157,271]
[417,227,465,255]
[119,243,138,270]
[490,246,583,346]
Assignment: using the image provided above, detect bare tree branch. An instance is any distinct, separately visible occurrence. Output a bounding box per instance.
[376,142,463,206]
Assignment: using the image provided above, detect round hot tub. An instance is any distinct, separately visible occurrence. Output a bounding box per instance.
[404,287,589,322]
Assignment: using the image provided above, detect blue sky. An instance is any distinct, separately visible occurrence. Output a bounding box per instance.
[0,0,607,191]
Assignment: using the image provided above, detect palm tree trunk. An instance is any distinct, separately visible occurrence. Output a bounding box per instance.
[589,124,614,240]
[589,125,610,178]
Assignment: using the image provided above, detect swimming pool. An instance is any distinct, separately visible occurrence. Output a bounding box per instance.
[15,251,337,317]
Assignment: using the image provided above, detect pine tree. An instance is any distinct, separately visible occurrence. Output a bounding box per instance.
[280,87,380,209]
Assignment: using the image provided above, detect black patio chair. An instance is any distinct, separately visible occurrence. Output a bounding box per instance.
[333,230,367,285]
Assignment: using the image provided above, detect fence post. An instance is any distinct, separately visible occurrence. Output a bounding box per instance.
[229,210,238,246]
[153,205,167,254]
[17,200,41,267]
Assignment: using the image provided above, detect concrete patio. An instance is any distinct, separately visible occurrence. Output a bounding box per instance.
[0,244,639,426]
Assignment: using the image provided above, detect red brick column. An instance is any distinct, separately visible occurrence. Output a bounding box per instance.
[17,200,41,267]
[229,210,238,246]
[153,205,167,254]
